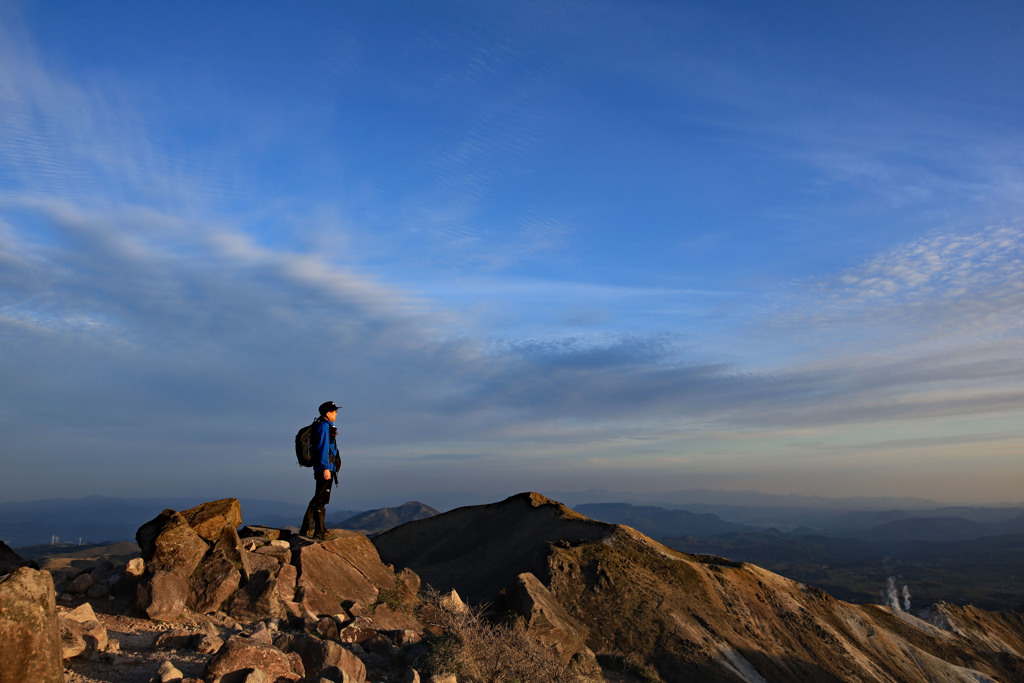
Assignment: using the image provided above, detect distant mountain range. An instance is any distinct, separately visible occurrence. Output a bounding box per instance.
[328,501,439,534]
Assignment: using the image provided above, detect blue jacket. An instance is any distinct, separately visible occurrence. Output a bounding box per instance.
[314,417,339,473]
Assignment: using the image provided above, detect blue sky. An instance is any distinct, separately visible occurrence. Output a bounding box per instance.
[2,1,1023,510]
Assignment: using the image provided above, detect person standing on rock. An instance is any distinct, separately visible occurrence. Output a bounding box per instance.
[300,400,341,540]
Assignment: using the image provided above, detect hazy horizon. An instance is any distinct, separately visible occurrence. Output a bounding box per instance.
[2,2,1023,508]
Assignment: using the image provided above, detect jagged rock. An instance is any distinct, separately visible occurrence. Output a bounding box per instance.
[0,567,63,683]
[157,659,184,683]
[0,540,32,574]
[254,544,291,565]
[203,635,302,683]
[437,589,468,614]
[293,532,403,616]
[225,569,287,622]
[126,557,146,576]
[272,632,365,682]
[197,634,225,654]
[136,570,188,621]
[60,601,109,660]
[336,616,378,644]
[211,526,252,581]
[244,551,279,575]
[503,571,592,663]
[136,509,209,577]
[181,498,243,543]
[188,548,242,614]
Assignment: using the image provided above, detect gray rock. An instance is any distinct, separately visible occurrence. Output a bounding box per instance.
[0,567,63,683]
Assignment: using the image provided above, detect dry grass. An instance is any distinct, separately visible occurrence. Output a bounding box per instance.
[414,588,601,683]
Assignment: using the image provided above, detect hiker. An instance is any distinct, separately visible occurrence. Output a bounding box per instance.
[300,400,341,540]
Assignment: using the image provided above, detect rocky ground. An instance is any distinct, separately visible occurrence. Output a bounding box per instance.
[60,603,209,683]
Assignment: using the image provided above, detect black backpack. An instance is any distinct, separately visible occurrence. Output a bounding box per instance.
[294,419,320,467]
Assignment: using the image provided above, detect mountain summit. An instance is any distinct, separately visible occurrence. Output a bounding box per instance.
[374,492,1024,682]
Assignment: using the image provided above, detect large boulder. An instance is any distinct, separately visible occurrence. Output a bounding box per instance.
[136,570,189,621]
[136,509,209,577]
[181,498,243,543]
[203,635,303,683]
[225,569,288,622]
[293,532,404,616]
[0,567,63,683]
[188,548,242,614]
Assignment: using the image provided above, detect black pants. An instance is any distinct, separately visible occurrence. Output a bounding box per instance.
[301,472,332,536]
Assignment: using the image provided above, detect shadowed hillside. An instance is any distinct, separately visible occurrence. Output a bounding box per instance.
[374,492,1024,682]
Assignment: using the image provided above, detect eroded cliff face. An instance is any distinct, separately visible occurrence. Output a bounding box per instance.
[375,492,1024,683]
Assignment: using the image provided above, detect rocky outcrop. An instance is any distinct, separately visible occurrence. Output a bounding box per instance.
[375,491,1024,683]
[131,498,424,665]
[503,571,592,663]
[0,567,63,683]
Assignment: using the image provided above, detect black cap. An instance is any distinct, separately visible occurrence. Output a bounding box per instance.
[318,401,342,416]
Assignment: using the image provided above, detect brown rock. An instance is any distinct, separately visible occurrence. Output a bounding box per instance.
[293,531,398,615]
[181,498,243,543]
[253,544,291,565]
[336,616,378,644]
[211,526,252,581]
[136,509,210,577]
[157,659,185,683]
[244,550,279,576]
[59,601,109,660]
[503,571,591,662]
[0,567,63,683]
[136,570,189,621]
[225,569,287,622]
[272,632,365,682]
[188,548,242,614]
[203,635,301,683]
[60,617,88,660]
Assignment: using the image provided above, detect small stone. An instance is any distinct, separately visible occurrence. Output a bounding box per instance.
[196,634,224,654]
[157,659,184,683]
[125,557,146,577]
